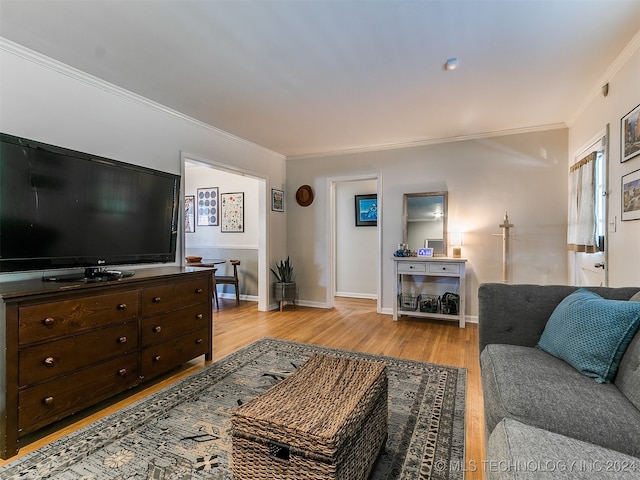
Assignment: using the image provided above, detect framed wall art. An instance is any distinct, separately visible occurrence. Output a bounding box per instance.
[221,192,244,232]
[622,168,640,221]
[197,187,219,226]
[272,189,284,212]
[355,194,377,227]
[184,195,195,233]
[621,104,640,163]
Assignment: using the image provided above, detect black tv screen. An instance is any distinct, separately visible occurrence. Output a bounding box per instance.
[0,133,180,276]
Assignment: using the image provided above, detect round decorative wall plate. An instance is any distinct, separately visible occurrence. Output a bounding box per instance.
[295,185,314,206]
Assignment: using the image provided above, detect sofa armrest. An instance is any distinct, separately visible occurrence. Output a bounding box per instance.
[478,283,640,354]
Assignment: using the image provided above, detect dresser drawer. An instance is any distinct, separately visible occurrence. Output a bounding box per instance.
[141,278,209,316]
[141,303,209,347]
[19,291,139,345]
[397,262,427,273]
[18,352,139,435]
[427,263,460,274]
[140,326,210,379]
[19,321,139,386]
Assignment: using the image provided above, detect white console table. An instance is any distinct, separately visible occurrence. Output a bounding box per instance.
[392,257,467,327]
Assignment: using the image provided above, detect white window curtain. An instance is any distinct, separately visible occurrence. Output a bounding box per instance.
[568,152,597,252]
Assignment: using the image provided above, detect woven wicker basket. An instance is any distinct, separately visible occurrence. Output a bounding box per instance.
[231,354,388,480]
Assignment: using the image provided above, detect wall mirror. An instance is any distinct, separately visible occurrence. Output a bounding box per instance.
[403,192,448,256]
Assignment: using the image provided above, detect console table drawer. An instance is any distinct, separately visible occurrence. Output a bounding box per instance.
[141,278,209,316]
[141,303,209,347]
[397,262,427,273]
[18,352,139,435]
[19,291,139,345]
[428,263,460,274]
[19,321,139,386]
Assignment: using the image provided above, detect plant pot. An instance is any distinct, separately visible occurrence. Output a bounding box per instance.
[273,282,296,302]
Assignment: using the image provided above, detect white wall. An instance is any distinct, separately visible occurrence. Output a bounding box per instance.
[568,35,640,287]
[184,164,260,249]
[286,128,569,318]
[335,179,378,298]
[0,41,286,303]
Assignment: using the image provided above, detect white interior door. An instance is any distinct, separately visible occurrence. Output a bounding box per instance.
[574,251,606,286]
[571,129,608,287]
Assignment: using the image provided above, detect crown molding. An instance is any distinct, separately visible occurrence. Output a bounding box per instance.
[567,29,640,127]
[285,123,568,161]
[0,37,284,159]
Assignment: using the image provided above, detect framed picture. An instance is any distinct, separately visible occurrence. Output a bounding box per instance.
[621,104,640,163]
[355,194,377,226]
[622,168,640,221]
[184,195,195,233]
[418,247,434,257]
[197,187,219,226]
[221,192,244,232]
[272,189,284,212]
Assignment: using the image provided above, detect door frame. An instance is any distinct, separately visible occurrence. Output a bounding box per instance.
[180,152,269,311]
[326,174,382,311]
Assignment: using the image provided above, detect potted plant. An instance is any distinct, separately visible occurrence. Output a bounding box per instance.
[271,257,296,309]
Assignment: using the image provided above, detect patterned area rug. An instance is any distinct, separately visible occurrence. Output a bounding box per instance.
[1,338,466,480]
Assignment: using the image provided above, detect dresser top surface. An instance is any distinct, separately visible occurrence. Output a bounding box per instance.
[0,266,214,300]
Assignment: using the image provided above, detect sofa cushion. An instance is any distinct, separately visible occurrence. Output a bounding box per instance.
[616,332,640,411]
[486,418,640,480]
[481,344,640,457]
[537,289,640,383]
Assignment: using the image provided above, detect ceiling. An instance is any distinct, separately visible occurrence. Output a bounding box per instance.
[1,1,639,158]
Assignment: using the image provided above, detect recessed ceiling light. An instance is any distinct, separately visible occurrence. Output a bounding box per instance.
[444,58,458,71]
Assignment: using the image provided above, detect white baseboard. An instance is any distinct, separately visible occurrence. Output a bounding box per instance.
[334,292,378,300]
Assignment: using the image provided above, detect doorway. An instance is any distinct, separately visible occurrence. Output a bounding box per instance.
[329,176,381,311]
[572,128,608,287]
[181,153,269,311]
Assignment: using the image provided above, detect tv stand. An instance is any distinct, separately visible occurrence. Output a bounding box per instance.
[43,268,135,283]
[0,266,213,459]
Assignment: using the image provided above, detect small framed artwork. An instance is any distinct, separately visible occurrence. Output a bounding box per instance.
[355,194,377,226]
[272,189,284,212]
[221,192,244,232]
[621,104,640,163]
[418,247,434,257]
[184,195,195,233]
[197,187,219,226]
[622,168,640,221]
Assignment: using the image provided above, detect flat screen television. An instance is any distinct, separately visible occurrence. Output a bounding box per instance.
[0,132,180,281]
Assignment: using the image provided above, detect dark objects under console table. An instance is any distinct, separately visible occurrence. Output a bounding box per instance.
[0,266,213,459]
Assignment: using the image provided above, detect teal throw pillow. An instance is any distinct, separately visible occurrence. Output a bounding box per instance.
[537,288,640,383]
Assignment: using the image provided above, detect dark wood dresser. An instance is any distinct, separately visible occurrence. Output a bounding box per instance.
[0,267,213,459]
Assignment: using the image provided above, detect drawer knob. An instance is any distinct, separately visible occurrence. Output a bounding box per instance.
[117,303,127,310]
[43,317,55,326]
[195,313,203,320]
[152,297,161,303]
[118,336,127,344]
[153,326,162,333]
[43,396,54,406]
[43,356,55,366]
[196,338,203,344]
[118,368,127,376]
[153,355,162,362]
[195,288,203,294]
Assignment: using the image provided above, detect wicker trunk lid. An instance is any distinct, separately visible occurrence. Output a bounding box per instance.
[231,354,388,480]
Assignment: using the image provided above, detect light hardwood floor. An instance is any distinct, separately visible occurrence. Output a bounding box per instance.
[2,297,486,479]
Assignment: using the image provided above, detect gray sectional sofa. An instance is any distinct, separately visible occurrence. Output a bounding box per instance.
[479,283,640,479]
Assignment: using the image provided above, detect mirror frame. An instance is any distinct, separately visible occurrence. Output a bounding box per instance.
[402,191,448,257]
